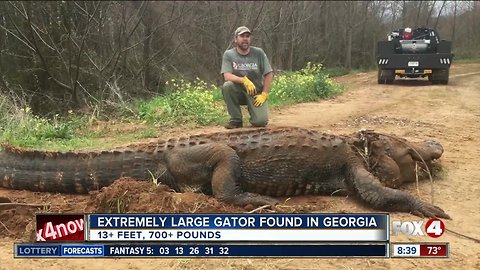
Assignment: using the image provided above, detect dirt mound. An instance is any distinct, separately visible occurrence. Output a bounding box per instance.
[85,177,334,214]
[0,191,90,241]
[0,177,334,241]
[0,205,36,241]
[86,177,243,214]
[0,178,243,240]
[0,177,331,242]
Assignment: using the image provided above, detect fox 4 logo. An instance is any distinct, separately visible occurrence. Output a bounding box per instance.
[392,218,445,238]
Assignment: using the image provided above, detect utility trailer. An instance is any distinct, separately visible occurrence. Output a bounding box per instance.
[376,27,453,85]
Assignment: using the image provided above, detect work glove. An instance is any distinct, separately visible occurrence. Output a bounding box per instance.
[242,76,256,96]
[254,92,268,107]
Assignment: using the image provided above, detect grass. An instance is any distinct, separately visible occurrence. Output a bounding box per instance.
[0,62,344,150]
[323,67,352,77]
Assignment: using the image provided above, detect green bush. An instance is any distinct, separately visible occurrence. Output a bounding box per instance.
[269,62,341,106]
[138,78,226,126]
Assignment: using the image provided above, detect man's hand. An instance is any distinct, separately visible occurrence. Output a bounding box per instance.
[254,92,268,107]
[242,76,256,96]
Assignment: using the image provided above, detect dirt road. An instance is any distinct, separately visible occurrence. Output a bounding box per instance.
[1,63,480,269]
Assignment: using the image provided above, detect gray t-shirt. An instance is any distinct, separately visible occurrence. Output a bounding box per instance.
[221,46,273,91]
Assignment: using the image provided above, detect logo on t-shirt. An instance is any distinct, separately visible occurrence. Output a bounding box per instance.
[233,61,258,71]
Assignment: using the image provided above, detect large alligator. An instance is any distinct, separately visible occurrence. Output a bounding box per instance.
[0,127,449,219]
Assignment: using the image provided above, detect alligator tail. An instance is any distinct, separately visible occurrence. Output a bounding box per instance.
[0,145,159,194]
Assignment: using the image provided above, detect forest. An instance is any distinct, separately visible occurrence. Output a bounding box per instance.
[0,1,479,114]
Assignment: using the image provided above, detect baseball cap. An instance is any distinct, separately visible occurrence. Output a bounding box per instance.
[235,26,251,36]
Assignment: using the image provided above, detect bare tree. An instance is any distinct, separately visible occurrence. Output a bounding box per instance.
[434,1,447,28]
[1,1,479,116]
[451,0,457,41]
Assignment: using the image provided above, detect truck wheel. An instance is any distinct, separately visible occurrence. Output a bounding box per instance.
[378,69,395,84]
[377,70,385,84]
[431,69,449,85]
[440,70,449,85]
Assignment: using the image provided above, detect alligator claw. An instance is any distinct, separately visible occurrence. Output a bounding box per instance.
[227,192,279,207]
[248,194,279,207]
[411,201,451,220]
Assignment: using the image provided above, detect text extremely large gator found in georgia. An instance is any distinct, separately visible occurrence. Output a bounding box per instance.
[0,127,449,219]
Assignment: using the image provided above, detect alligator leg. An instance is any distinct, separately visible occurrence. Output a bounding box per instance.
[164,143,278,207]
[369,154,402,188]
[346,165,450,219]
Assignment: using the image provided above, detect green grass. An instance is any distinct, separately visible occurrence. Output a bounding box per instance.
[1,62,344,150]
[0,96,161,150]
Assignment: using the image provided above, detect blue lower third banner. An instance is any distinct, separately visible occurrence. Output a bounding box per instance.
[87,213,389,242]
[15,243,388,258]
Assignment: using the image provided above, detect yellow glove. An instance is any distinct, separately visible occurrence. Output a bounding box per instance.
[242,76,256,96]
[254,92,268,107]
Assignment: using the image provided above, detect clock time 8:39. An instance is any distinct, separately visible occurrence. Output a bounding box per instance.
[392,244,420,257]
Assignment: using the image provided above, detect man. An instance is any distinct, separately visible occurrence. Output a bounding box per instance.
[220,26,274,129]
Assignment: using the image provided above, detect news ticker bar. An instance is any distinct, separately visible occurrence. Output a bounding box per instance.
[391,243,449,258]
[15,243,389,258]
[36,213,389,242]
[15,243,450,258]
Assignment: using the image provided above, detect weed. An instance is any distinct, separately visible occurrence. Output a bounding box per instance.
[106,190,130,213]
[0,104,85,148]
[137,78,226,126]
[269,62,342,106]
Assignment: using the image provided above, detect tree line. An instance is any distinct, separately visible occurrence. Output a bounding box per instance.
[0,1,479,115]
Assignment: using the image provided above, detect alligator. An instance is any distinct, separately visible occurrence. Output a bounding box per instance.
[0,127,449,219]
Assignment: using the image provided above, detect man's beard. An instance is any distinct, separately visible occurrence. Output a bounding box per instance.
[238,42,249,51]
